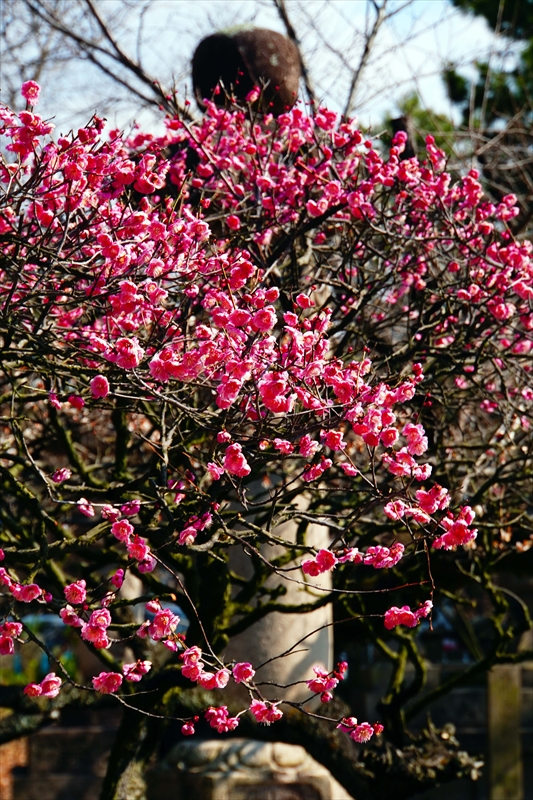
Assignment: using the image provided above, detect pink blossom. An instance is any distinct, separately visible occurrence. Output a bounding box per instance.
[77,498,95,517]
[64,580,86,604]
[92,672,123,694]
[351,722,374,743]
[111,519,134,543]
[100,591,116,608]
[407,507,431,523]
[121,500,141,516]
[303,458,332,482]
[68,395,85,410]
[223,443,251,477]
[340,463,359,477]
[322,430,346,450]
[24,683,43,697]
[384,600,432,629]
[12,583,41,602]
[181,722,195,736]
[0,568,13,589]
[88,608,111,628]
[0,622,21,639]
[302,548,337,576]
[337,661,348,677]
[60,605,83,627]
[226,215,241,231]
[81,622,111,650]
[336,716,358,733]
[249,699,283,725]
[383,500,407,520]
[207,462,224,480]
[380,427,399,447]
[337,548,363,564]
[252,305,277,332]
[295,293,315,308]
[138,555,156,573]
[102,505,121,522]
[402,423,428,456]
[0,636,14,655]
[433,518,478,550]
[299,434,320,458]
[90,375,109,398]
[110,337,144,370]
[384,605,417,629]
[48,392,61,409]
[307,665,339,694]
[246,86,261,103]
[198,668,230,690]
[148,607,180,640]
[81,608,111,648]
[301,558,322,577]
[232,662,255,684]
[52,468,71,484]
[126,535,151,561]
[316,549,337,571]
[205,706,240,733]
[40,673,62,698]
[111,569,124,589]
[273,438,294,454]
[259,371,294,414]
[364,542,404,569]
[182,646,202,665]
[415,484,450,514]
[21,81,41,105]
[123,660,152,682]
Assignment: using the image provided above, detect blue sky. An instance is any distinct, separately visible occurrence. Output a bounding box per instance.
[4,1,507,134]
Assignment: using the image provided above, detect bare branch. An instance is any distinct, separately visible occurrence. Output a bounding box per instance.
[272,0,316,109]
[343,0,388,118]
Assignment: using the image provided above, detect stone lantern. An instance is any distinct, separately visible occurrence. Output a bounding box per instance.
[192,28,301,116]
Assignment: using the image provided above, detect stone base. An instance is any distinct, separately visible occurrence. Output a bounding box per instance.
[147,739,354,800]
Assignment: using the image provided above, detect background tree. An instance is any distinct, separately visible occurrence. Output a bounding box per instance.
[442,0,533,234]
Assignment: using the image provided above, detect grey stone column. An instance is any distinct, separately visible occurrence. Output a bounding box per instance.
[223,491,333,704]
[487,664,523,800]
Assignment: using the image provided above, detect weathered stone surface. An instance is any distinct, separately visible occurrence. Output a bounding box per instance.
[147,739,355,800]
[13,774,102,800]
[9,721,119,800]
[23,725,117,776]
[192,28,300,115]
[487,664,524,800]
[223,490,333,705]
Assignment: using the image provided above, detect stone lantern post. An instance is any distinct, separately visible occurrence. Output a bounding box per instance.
[192,28,301,116]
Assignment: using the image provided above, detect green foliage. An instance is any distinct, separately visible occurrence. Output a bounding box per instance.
[451,0,533,41]
[384,93,456,156]
[446,0,533,127]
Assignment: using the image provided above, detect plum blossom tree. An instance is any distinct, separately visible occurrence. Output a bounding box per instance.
[0,81,532,799]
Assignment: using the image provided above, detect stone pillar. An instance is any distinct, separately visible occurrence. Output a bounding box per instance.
[487,664,523,800]
[147,739,355,800]
[223,493,333,704]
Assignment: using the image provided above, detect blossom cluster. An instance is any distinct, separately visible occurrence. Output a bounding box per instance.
[0,80,531,750]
